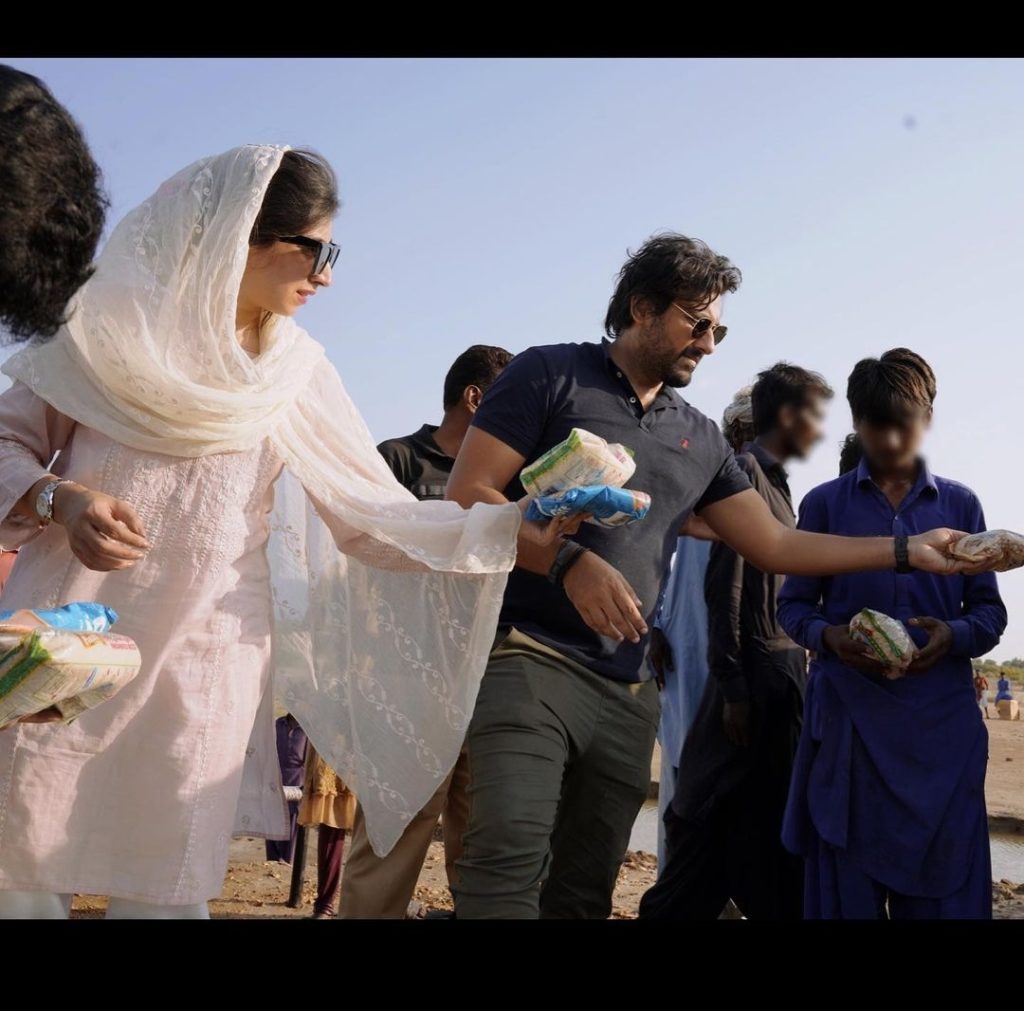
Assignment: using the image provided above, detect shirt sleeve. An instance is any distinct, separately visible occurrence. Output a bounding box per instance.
[946,493,1008,658]
[0,382,77,549]
[469,348,553,460]
[693,430,751,514]
[703,455,754,702]
[777,488,832,654]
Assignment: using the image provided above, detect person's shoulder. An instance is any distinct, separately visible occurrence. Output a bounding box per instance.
[801,472,852,505]
[376,433,418,456]
[733,449,758,477]
[515,340,599,371]
[933,473,981,503]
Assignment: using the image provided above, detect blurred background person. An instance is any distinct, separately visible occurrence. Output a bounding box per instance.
[648,385,753,869]
[641,363,832,920]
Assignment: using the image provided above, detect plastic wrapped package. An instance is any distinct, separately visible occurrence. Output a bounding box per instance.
[0,602,141,729]
[849,608,915,667]
[520,428,635,497]
[526,486,652,528]
[950,529,1024,573]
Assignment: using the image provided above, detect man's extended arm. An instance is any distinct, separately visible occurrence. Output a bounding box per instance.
[700,488,975,577]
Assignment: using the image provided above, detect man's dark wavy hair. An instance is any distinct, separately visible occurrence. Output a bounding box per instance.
[0,65,107,341]
[604,233,741,339]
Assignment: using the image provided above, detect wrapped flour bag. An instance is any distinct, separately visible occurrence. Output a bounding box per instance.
[0,602,141,729]
[849,608,915,667]
[950,529,1024,573]
[526,486,652,528]
[520,428,636,497]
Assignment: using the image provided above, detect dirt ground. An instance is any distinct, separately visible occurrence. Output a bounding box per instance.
[69,714,1024,920]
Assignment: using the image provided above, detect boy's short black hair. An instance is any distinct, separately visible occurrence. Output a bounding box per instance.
[750,362,833,436]
[847,348,937,425]
[443,345,514,409]
[0,64,107,340]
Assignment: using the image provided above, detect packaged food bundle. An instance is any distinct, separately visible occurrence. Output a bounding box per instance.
[0,602,141,730]
[520,428,636,497]
[849,608,915,667]
[526,486,652,528]
[950,529,1024,573]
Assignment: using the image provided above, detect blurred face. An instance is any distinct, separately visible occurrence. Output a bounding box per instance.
[855,409,931,473]
[237,217,334,318]
[778,395,829,460]
[632,294,722,388]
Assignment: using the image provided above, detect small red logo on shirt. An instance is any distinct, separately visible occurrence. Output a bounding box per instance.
[680,438,690,449]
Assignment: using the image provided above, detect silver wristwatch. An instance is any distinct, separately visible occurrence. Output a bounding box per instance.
[35,479,69,524]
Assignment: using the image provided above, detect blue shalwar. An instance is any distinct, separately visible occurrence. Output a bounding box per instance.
[777,459,1006,919]
[652,536,712,869]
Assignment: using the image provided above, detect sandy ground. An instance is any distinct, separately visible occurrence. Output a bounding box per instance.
[68,713,1024,920]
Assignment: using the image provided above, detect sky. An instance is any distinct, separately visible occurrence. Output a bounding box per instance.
[6,57,1024,660]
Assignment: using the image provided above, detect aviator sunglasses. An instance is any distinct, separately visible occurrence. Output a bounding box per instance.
[276,234,341,276]
[672,302,727,345]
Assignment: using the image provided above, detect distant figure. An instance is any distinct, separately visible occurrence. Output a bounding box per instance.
[0,64,106,340]
[996,676,1013,703]
[298,748,357,919]
[648,385,754,870]
[641,362,832,921]
[265,714,308,864]
[974,673,989,706]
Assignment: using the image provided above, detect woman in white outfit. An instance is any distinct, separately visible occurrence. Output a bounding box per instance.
[0,145,549,919]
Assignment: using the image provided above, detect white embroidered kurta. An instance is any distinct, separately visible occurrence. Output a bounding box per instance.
[0,383,292,904]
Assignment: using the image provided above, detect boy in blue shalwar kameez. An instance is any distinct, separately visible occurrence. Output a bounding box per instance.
[778,348,1006,919]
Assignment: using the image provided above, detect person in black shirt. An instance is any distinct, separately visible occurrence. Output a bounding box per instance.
[0,65,106,341]
[447,233,976,920]
[640,362,833,920]
[338,344,513,919]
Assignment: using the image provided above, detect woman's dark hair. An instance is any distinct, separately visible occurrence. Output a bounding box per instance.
[249,149,339,246]
[750,361,833,436]
[838,432,863,475]
[604,233,742,339]
[847,347,937,426]
[0,64,107,341]
[443,345,514,408]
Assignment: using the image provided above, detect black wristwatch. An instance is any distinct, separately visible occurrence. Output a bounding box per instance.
[894,534,913,574]
[548,540,589,587]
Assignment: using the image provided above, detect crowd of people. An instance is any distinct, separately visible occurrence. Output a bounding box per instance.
[0,63,1008,921]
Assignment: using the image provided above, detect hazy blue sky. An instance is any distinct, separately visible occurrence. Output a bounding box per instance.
[6,57,1024,659]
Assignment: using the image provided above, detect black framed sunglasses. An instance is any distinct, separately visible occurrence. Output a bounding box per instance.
[672,302,727,345]
[276,234,341,276]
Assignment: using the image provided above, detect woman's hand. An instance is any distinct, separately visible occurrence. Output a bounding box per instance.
[516,497,590,548]
[0,706,63,731]
[53,483,151,572]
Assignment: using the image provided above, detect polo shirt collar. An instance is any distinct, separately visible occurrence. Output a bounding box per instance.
[745,440,788,481]
[855,456,939,497]
[409,423,453,462]
[600,338,680,411]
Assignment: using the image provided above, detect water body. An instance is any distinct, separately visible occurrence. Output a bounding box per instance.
[629,800,1024,883]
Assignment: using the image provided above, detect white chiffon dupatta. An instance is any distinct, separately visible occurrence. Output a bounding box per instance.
[4,145,519,855]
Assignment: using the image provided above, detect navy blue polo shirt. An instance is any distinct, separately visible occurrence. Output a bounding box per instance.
[471,339,750,682]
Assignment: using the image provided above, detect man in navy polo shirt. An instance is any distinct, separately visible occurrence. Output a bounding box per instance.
[446,233,988,920]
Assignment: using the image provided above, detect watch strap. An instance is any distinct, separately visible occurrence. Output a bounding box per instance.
[548,540,589,587]
[36,479,69,523]
[894,534,913,574]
